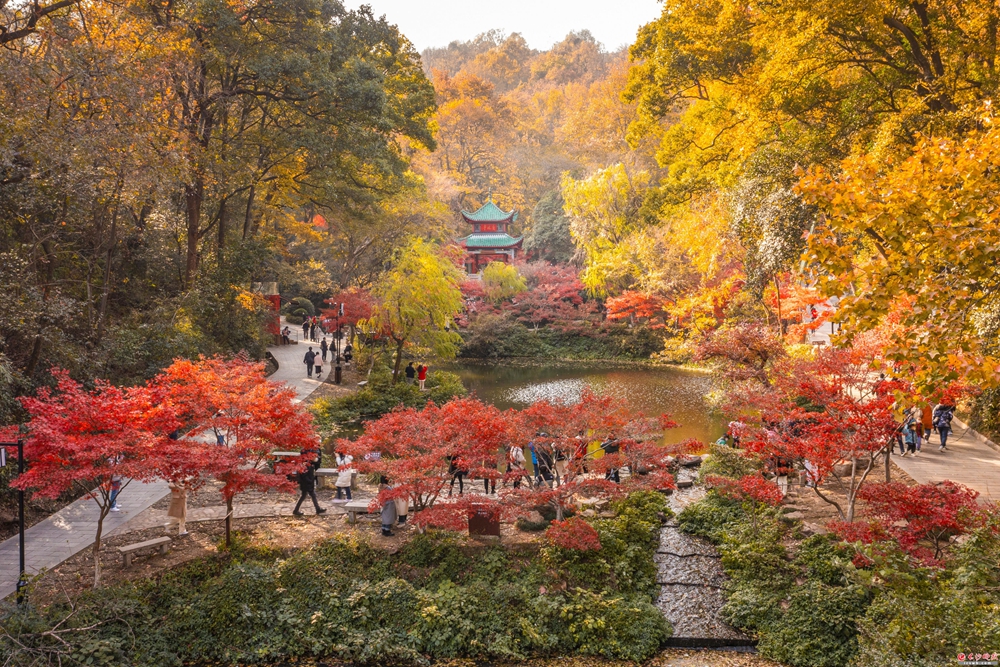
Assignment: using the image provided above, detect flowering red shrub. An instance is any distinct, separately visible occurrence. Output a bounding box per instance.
[705,474,784,506]
[547,517,602,551]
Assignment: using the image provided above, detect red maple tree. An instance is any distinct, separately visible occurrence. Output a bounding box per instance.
[704,474,784,507]
[605,291,668,328]
[694,322,787,385]
[831,481,986,565]
[342,389,691,533]
[722,343,903,522]
[14,371,170,586]
[153,356,318,545]
[321,287,375,332]
[546,516,602,551]
[339,397,514,531]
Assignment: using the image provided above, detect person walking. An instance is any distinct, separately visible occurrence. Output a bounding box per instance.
[507,443,526,489]
[281,326,290,345]
[902,412,919,456]
[334,451,354,501]
[417,363,428,390]
[921,405,934,446]
[934,404,955,451]
[108,474,123,512]
[311,318,318,341]
[320,338,329,362]
[910,406,923,453]
[303,347,317,378]
[343,343,353,367]
[167,483,188,535]
[448,454,466,496]
[293,452,326,516]
[302,321,309,341]
[404,362,416,384]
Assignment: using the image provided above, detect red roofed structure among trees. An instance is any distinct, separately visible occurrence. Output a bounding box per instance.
[457,196,523,274]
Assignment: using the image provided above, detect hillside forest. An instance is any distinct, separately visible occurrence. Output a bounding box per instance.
[4,0,1000,432]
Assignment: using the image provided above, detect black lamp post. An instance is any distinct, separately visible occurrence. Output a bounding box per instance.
[334,302,343,385]
[2,438,26,606]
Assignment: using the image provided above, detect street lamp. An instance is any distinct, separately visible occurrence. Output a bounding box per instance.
[334,302,344,385]
[1,438,26,606]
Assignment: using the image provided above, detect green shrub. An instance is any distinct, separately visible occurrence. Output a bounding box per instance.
[698,443,763,482]
[676,491,746,539]
[757,581,870,667]
[0,492,675,666]
[282,296,315,317]
[678,493,871,667]
[311,370,466,429]
[459,315,544,358]
[850,521,1000,667]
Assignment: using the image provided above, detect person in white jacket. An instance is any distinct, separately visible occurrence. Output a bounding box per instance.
[334,451,354,501]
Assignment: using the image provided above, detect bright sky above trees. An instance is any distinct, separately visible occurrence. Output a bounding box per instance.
[343,0,662,51]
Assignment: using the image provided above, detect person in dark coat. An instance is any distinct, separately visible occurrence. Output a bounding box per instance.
[404,362,416,384]
[304,347,317,377]
[320,338,329,362]
[293,452,326,515]
[302,321,309,340]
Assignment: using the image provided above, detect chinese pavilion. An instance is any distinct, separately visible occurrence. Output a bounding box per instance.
[457,196,523,274]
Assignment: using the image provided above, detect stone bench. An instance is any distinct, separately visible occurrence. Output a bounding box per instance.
[343,499,372,524]
[119,536,171,567]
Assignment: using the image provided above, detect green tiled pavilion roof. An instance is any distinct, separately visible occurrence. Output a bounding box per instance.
[461,200,518,223]
[459,232,523,248]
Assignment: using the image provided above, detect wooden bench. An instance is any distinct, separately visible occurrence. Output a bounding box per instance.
[343,499,372,524]
[119,536,171,567]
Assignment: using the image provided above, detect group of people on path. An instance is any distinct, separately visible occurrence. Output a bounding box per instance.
[898,403,956,456]
[302,341,352,379]
[301,316,322,342]
[291,449,359,516]
[404,362,428,390]
[443,433,622,498]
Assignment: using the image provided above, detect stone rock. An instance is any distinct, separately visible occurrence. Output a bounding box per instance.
[598,511,616,518]
[676,479,694,489]
[526,510,545,523]
[680,455,703,468]
[801,521,828,536]
[580,509,597,518]
[781,511,806,522]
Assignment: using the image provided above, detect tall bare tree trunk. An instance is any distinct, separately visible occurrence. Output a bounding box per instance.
[391,339,405,383]
[242,184,255,240]
[185,178,203,288]
[92,506,109,588]
[96,208,118,342]
[217,198,227,262]
[773,274,784,335]
[225,495,234,548]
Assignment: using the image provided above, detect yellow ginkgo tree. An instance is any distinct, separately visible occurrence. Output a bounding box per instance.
[367,239,465,383]
[799,116,1000,390]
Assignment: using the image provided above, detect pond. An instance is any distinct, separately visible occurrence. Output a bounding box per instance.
[445,360,724,445]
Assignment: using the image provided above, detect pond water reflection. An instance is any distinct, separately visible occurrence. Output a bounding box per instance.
[445,361,724,445]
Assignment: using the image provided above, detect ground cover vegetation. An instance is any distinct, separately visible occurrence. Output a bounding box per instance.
[678,470,1000,667]
[0,493,673,666]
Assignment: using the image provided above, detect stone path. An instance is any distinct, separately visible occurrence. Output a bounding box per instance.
[890,416,1000,502]
[0,320,325,600]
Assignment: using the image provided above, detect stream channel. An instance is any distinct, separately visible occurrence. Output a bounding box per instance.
[446,361,752,646]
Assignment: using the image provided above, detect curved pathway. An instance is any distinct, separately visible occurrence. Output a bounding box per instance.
[890,416,1000,502]
[0,323,324,600]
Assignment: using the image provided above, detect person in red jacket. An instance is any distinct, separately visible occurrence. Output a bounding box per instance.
[417,363,428,390]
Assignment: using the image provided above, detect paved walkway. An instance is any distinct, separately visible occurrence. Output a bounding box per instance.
[891,416,1000,502]
[0,321,325,600]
